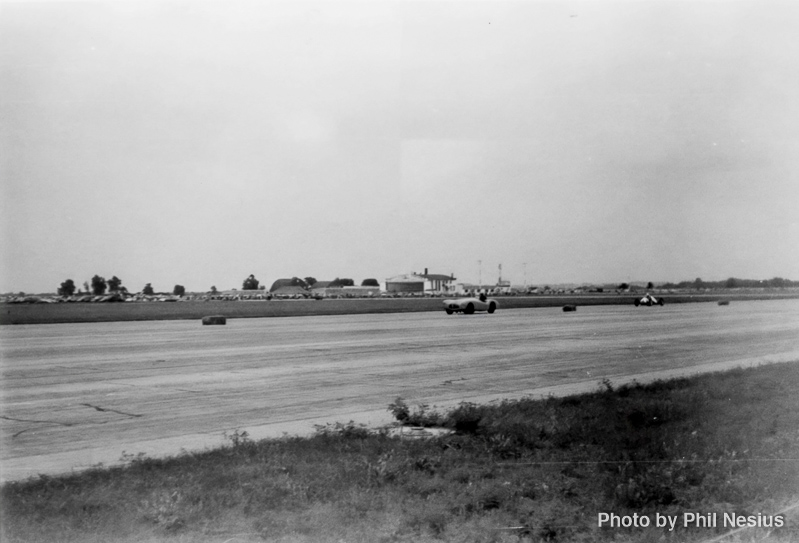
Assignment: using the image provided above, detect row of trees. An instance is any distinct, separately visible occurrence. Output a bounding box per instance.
[616,278,799,291]
[145,283,185,296]
[58,275,124,296]
[660,277,799,290]
[243,275,380,291]
[60,274,795,297]
[58,276,185,296]
[618,282,655,291]
[56,273,381,297]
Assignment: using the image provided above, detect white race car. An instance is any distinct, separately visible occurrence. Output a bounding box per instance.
[634,293,664,307]
[443,296,498,315]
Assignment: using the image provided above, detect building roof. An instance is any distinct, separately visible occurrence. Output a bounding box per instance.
[386,274,425,283]
[310,281,332,289]
[272,286,308,296]
[421,273,456,282]
[269,278,309,292]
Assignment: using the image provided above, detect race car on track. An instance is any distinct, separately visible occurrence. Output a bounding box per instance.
[634,293,664,307]
[443,294,498,315]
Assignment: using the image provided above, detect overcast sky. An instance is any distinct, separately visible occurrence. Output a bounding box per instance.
[2,1,798,293]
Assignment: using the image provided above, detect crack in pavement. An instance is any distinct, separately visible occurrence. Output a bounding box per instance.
[1,416,77,440]
[80,403,143,418]
[1,415,75,426]
[111,381,203,394]
[12,428,39,439]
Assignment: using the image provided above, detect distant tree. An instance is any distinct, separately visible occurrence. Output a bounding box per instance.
[725,277,738,289]
[58,279,76,296]
[769,277,786,288]
[173,285,185,296]
[329,277,355,288]
[210,286,218,294]
[83,281,90,294]
[646,282,654,290]
[242,274,260,290]
[361,278,379,287]
[142,283,154,295]
[304,277,317,287]
[290,277,308,288]
[108,276,122,292]
[91,275,107,295]
[618,283,630,290]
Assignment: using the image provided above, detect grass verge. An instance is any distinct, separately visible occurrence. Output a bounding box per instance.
[4,293,798,325]
[2,363,798,542]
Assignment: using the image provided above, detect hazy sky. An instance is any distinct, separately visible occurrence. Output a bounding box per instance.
[2,1,798,293]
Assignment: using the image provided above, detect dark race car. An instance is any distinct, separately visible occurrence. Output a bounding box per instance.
[634,293,665,307]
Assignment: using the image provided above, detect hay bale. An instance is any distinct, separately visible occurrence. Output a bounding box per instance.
[202,315,227,325]
[562,305,577,312]
[718,300,730,306]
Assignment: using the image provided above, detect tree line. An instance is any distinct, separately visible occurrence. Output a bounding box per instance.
[659,277,799,290]
[56,274,797,297]
[57,276,185,297]
[56,274,382,297]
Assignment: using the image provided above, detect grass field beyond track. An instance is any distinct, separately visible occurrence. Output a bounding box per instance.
[3,292,798,324]
[2,362,798,542]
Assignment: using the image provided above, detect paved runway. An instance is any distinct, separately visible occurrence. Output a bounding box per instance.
[2,299,798,481]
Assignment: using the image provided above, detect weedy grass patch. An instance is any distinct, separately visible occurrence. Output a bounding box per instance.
[3,362,798,542]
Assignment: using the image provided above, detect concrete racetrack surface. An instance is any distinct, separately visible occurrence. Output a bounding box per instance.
[2,299,798,482]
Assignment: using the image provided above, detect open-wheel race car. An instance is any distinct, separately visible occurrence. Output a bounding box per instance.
[443,295,498,315]
[634,293,665,307]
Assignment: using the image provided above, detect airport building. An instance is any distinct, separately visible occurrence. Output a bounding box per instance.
[386,269,457,294]
[385,274,425,293]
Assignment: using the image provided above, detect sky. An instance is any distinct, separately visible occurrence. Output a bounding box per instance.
[2,0,798,293]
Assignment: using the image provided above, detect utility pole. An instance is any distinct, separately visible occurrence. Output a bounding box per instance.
[523,262,527,288]
[478,260,482,289]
